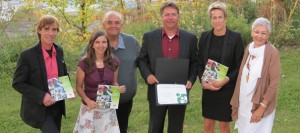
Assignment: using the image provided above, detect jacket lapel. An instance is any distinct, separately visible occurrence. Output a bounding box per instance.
[179,29,185,58]
[35,43,49,91]
[204,30,212,63]
[55,44,63,77]
[220,28,229,64]
[155,29,163,57]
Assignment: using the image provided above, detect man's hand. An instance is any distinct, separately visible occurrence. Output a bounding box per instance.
[43,93,55,106]
[147,74,159,85]
[186,81,192,90]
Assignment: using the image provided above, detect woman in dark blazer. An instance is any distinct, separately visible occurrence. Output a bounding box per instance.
[12,15,68,133]
[197,2,244,133]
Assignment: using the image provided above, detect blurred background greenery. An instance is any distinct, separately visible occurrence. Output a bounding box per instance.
[0,0,299,132]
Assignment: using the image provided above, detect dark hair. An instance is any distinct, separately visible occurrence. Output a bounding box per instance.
[36,15,60,40]
[83,30,118,72]
[160,1,179,16]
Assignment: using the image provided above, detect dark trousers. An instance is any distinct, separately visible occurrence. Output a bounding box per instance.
[116,100,133,133]
[40,103,63,133]
[148,101,186,133]
[40,112,62,133]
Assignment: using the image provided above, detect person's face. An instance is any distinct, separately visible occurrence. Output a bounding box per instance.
[210,9,226,31]
[103,14,122,36]
[38,23,59,46]
[251,25,270,46]
[161,7,179,30]
[93,35,108,56]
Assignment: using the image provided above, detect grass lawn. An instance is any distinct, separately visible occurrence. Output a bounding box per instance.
[0,48,299,133]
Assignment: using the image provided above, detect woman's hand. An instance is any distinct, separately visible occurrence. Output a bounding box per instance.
[212,77,229,88]
[119,85,126,93]
[250,106,265,123]
[201,80,221,91]
[85,98,99,110]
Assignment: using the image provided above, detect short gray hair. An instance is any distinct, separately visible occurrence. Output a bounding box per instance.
[252,17,272,33]
[208,1,227,18]
[103,11,123,23]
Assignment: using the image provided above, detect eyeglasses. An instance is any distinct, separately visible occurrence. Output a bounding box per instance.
[252,30,269,36]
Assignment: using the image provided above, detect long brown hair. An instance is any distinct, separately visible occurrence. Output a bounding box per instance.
[82,30,118,72]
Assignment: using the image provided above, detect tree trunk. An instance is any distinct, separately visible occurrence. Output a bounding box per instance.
[288,0,299,22]
[80,2,86,40]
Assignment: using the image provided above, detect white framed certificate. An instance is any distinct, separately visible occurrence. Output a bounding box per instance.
[155,84,188,105]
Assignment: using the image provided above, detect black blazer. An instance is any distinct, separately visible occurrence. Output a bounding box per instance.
[12,42,67,128]
[137,28,198,101]
[197,28,244,87]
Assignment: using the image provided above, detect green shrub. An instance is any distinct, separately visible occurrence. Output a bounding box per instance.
[0,32,36,75]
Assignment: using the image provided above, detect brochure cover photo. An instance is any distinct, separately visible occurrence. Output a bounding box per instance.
[47,75,75,101]
[202,59,229,83]
[96,85,120,109]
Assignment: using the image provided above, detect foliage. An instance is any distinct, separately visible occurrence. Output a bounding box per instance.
[271,22,297,47]
[226,4,252,45]
[0,32,36,77]
[239,0,258,23]
[178,1,207,36]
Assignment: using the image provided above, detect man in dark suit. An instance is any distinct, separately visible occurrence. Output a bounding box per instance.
[12,15,68,133]
[137,1,198,133]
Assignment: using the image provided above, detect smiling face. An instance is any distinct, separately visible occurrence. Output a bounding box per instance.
[93,35,108,56]
[251,25,270,47]
[103,14,122,37]
[161,7,179,30]
[38,23,59,47]
[210,9,226,31]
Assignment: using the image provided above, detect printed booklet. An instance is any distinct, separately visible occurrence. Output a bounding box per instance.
[202,59,229,83]
[48,76,75,101]
[96,85,120,109]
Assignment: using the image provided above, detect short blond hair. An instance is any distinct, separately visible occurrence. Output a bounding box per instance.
[208,1,227,18]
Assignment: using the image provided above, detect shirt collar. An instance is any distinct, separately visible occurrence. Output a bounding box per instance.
[162,28,179,37]
[113,34,125,50]
[42,45,56,58]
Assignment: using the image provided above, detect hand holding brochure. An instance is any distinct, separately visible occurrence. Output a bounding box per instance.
[202,59,229,83]
[48,76,75,101]
[96,85,120,109]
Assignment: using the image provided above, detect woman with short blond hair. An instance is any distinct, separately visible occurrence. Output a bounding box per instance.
[197,1,244,133]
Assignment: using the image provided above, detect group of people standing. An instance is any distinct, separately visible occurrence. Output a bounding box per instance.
[12,1,281,133]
